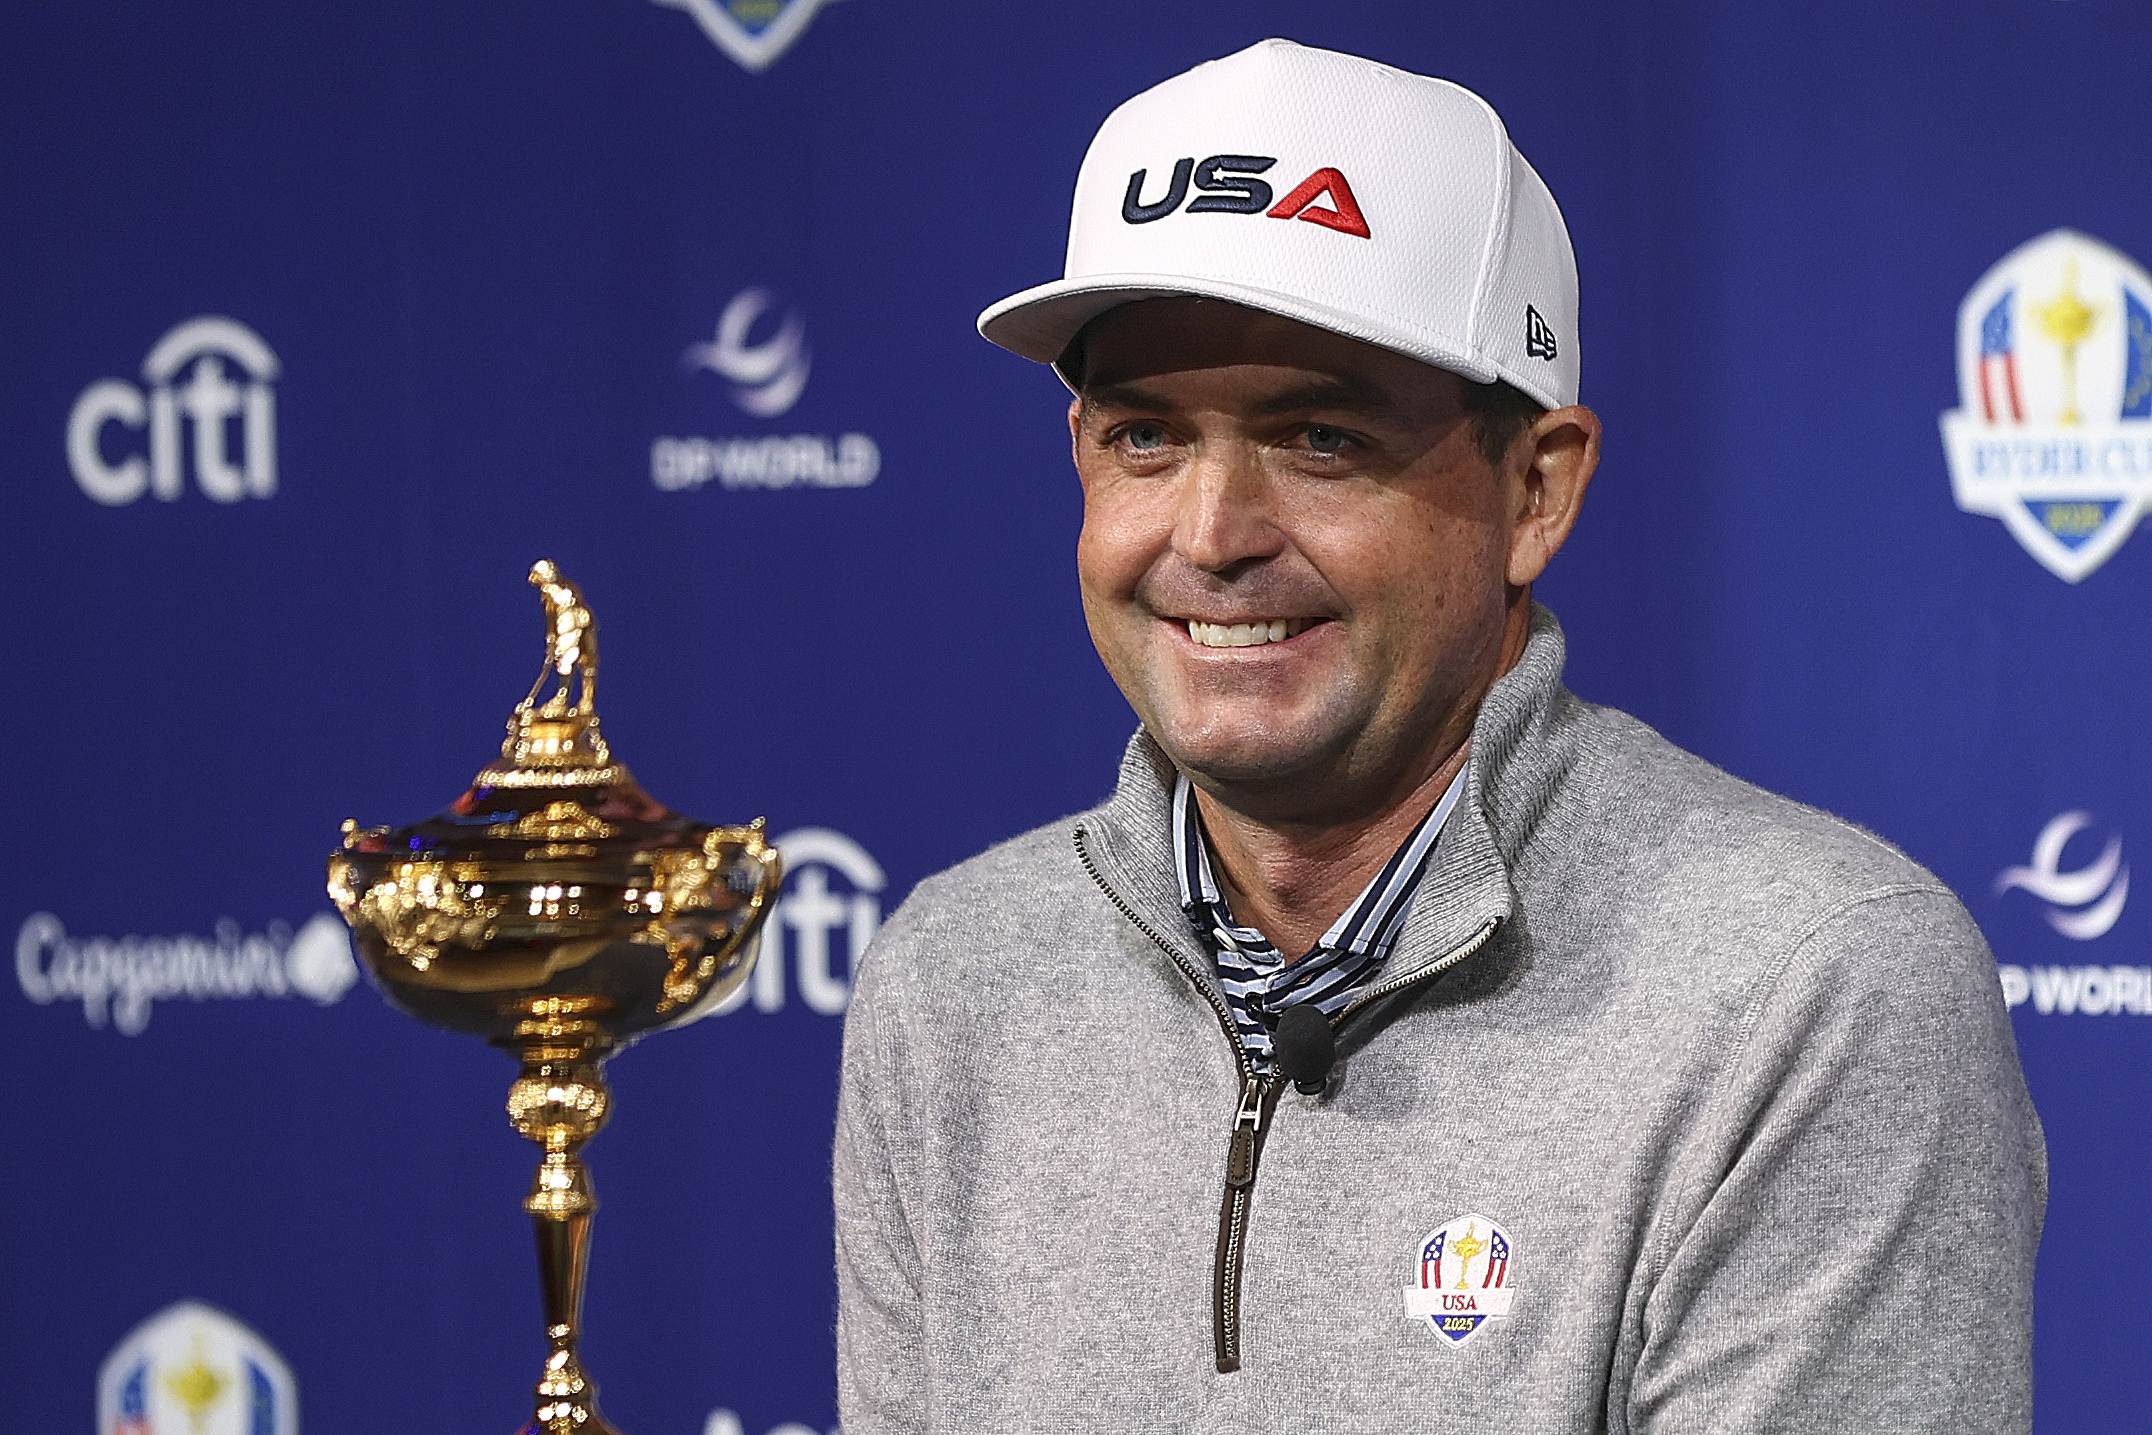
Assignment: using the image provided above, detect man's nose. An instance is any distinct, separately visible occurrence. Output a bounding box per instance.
[1171,444,1284,575]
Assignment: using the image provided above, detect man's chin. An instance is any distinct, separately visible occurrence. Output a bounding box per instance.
[1148,722,1347,791]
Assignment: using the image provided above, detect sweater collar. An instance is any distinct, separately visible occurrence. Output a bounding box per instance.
[1080,602,1573,982]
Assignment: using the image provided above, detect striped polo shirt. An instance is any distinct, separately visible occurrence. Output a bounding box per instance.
[1172,768,1466,1075]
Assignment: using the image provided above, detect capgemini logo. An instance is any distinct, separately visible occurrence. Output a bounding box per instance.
[16,911,359,1034]
[67,316,280,506]
[1996,811,2130,939]
[684,288,812,418]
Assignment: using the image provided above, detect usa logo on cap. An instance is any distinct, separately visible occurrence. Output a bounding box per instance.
[1402,1212,1518,1348]
[1940,229,2152,582]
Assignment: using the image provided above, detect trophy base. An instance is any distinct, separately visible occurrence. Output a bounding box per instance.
[517,1418,623,1435]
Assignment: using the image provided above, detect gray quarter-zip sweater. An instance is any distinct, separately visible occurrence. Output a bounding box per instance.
[834,606,2045,1434]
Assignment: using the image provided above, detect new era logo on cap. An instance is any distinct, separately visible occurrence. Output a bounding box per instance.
[1526,306,1558,361]
[1123,155,1371,239]
[979,39,1581,410]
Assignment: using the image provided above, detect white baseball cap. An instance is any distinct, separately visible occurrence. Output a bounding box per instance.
[977,39,1580,409]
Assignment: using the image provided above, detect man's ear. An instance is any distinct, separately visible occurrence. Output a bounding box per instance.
[1505,405,1600,587]
[1068,396,1085,467]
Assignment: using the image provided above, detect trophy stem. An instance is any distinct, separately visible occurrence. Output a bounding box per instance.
[507,1034,624,1435]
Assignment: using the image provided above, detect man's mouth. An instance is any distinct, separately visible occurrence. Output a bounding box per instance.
[1184,617,1322,649]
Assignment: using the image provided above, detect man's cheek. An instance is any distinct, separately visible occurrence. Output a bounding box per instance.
[1076,513,1147,597]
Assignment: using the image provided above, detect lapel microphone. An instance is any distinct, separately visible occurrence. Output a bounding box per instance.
[1273,1003,1337,1095]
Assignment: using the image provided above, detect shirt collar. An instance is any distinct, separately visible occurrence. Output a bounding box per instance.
[1171,764,1468,958]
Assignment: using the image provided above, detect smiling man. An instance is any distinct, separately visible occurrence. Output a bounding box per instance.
[833,40,2044,1435]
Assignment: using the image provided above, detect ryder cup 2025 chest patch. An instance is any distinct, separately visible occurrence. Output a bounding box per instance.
[1403,1212,1517,1348]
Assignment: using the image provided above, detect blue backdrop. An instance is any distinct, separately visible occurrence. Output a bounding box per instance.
[8,2,2149,1431]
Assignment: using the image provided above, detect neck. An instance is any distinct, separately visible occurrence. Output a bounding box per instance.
[1191,744,1469,959]
[1185,592,1532,959]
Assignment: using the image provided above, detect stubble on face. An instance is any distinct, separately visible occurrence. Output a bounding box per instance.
[1070,298,1518,825]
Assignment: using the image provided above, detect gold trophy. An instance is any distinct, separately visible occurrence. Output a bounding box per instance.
[327,561,782,1435]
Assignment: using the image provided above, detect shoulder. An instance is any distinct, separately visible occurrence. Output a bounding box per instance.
[849,808,1101,1003]
[1517,694,1992,1004]
[892,812,1090,932]
[1549,692,1948,905]
[1506,698,2017,1103]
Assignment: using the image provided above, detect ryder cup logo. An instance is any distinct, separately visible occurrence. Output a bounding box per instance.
[1940,230,2152,581]
[1402,1212,1517,1348]
[68,317,280,506]
[98,1301,297,1435]
[650,0,842,72]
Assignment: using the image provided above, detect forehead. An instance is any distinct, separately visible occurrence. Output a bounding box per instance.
[1072,297,1466,413]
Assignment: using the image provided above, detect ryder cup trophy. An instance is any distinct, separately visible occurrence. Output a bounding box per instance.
[327,561,782,1435]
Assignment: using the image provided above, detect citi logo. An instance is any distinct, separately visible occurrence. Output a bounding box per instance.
[708,827,882,1016]
[1122,155,1370,239]
[1996,810,2129,940]
[67,316,279,506]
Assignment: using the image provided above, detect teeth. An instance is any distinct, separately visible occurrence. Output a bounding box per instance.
[1187,618,1314,648]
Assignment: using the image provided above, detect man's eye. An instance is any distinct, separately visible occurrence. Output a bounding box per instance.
[1120,422,1170,452]
[1305,425,1351,454]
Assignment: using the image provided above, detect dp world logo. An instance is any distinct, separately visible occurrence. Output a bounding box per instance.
[99,1301,297,1435]
[653,288,881,493]
[1941,229,2152,582]
[68,316,280,507]
[1996,810,2129,940]
[650,0,843,72]
[685,288,812,418]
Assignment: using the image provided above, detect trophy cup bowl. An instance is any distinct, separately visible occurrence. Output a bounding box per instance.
[327,561,782,1435]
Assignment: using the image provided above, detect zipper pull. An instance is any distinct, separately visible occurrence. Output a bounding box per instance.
[1226,1076,1269,1188]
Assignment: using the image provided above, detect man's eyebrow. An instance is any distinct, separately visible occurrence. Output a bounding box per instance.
[1080,376,1406,421]
[1081,381,1173,413]
[1247,377,1402,421]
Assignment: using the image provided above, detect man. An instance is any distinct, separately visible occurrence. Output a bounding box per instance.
[834,39,2044,1433]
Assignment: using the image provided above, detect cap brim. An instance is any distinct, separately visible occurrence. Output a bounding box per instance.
[976,272,1501,388]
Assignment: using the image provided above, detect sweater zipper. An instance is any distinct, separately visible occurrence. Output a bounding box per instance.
[1336,915,1499,1023]
[1073,825,1499,1373]
[1215,1071,1282,1371]
[1073,826,1266,1372]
